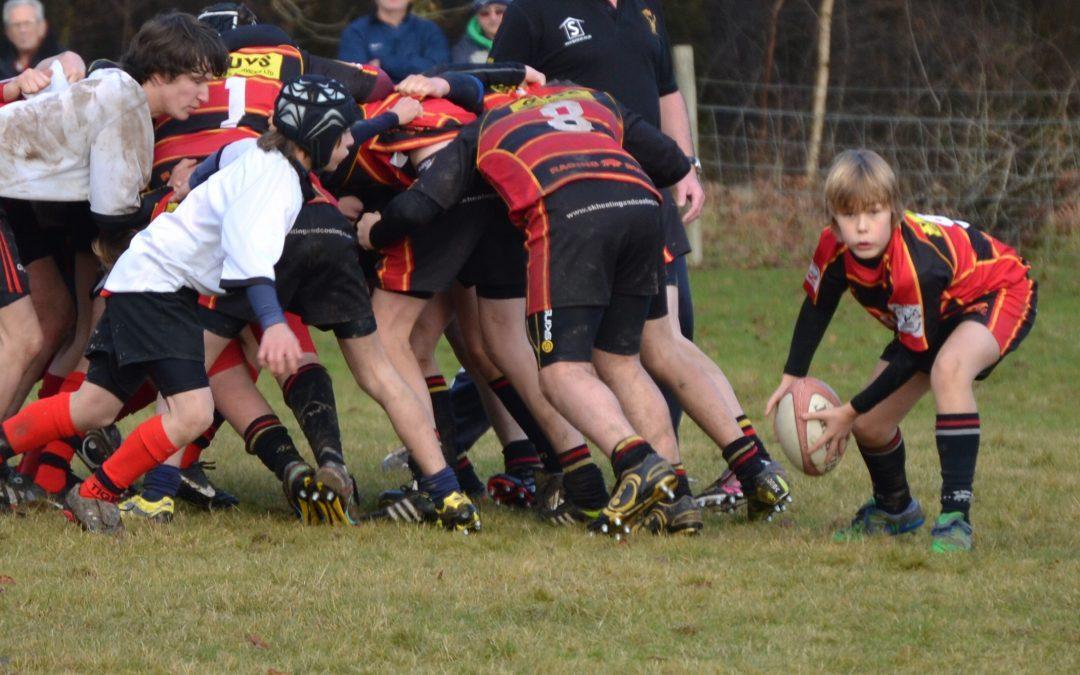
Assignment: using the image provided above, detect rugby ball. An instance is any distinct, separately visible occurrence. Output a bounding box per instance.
[773,377,845,476]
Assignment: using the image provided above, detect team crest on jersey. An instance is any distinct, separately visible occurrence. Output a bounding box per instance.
[509,88,590,112]
[910,212,971,238]
[805,262,822,294]
[227,52,284,80]
[888,303,925,338]
[641,9,658,35]
[559,17,591,46]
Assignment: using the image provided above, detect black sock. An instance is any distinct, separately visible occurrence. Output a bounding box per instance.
[737,414,774,462]
[502,439,542,479]
[610,436,651,476]
[557,443,608,510]
[426,374,458,467]
[488,377,561,473]
[244,415,304,480]
[672,462,691,499]
[858,430,912,514]
[722,436,767,486]
[454,455,485,495]
[936,413,980,522]
[283,364,344,467]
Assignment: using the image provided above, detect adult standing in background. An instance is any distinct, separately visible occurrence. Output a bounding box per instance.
[0,0,61,79]
[338,0,450,82]
[451,0,509,64]
[489,0,705,432]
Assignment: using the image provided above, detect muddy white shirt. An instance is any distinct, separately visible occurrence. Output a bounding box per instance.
[0,68,152,217]
[105,141,303,296]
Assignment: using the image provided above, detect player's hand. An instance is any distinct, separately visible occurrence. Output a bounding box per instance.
[396,74,449,100]
[356,211,381,250]
[257,323,302,379]
[675,170,705,224]
[803,402,857,456]
[389,96,423,125]
[523,65,546,86]
[764,374,800,417]
[338,195,364,221]
[56,51,86,83]
[168,158,198,191]
[14,67,51,96]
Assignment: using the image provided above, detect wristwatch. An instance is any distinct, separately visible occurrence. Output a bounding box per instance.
[688,155,703,175]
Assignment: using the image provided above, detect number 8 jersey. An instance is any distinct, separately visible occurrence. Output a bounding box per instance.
[476,85,662,222]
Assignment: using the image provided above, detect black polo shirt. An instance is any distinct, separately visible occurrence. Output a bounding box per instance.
[489,0,678,128]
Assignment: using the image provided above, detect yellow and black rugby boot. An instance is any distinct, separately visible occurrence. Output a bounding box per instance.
[282,461,320,525]
[119,494,175,524]
[434,490,481,534]
[311,462,361,526]
[634,494,704,536]
[745,464,792,522]
[590,452,677,539]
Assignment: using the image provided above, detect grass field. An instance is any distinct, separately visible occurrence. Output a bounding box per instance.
[1,252,1077,673]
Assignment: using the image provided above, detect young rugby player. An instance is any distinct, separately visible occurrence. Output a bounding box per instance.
[767,149,1036,552]
[0,75,360,533]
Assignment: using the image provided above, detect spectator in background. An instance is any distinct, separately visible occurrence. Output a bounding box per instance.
[338,0,449,82]
[451,0,508,64]
[0,0,61,79]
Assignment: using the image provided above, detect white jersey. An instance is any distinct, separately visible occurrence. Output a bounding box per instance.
[0,68,152,217]
[105,140,303,296]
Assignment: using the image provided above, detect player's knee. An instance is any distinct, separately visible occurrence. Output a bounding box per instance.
[6,319,45,367]
[538,362,575,400]
[173,398,215,437]
[852,418,896,448]
[930,351,969,392]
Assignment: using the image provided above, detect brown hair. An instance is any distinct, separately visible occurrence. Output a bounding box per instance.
[823,149,904,227]
[256,129,303,159]
[121,12,228,84]
[91,229,137,271]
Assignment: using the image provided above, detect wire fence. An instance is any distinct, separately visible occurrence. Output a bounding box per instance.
[696,78,1079,244]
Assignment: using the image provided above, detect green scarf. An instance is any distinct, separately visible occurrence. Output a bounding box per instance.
[466,16,493,50]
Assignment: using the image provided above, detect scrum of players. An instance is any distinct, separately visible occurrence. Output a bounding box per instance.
[0,4,1035,552]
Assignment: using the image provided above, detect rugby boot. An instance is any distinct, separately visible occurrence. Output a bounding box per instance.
[76,426,122,471]
[4,472,69,512]
[119,494,175,524]
[930,512,973,553]
[282,461,319,525]
[589,452,677,539]
[486,472,536,509]
[745,463,793,522]
[833,498,925,541]
[434,490,481,534]
[634,495,704,536]
[312,461,361,526]
[65,483,123,534]
[533,471,600,526]
[693,468,745,513]
[359,488,437,524]
[177,461,240,510]
[380,445,409,473]
[377,479,420,508]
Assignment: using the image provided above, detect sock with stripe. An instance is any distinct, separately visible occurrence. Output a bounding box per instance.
[419,465,461,504]
[558,443,608,510]
[283,364,345,467]
[141,464,182,502]
[33,440,77,494]
[1,392,78,461]
[502,439,542,480]
[425,374,458,467]
[95,415,177,492]
[488,377,561,473]
[936,413,980,522]
[610,436,651,476]
[179,411,224,469]
[721,436,767,488]
[857,430,912,514]
[243,415,304,480]
[736,414,774,462]
[454,455,485,495]
[672,462,691,498]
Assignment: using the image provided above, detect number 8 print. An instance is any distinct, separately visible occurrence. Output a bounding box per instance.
[540,101,593,132]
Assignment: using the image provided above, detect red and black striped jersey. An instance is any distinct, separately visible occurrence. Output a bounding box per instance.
[804,211,1031,353]
[332,94,477,195]
[475,85,660,221]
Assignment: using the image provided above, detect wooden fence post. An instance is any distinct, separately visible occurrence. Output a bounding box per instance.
[673,44,703,268]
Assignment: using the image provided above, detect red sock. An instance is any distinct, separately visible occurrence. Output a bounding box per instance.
[180,442,203,469]
[16,373,76,476]
[34,440,75,493]
[116,381,158,421]
[1,393,78,455]
[60,371,86,394]
[99,415,178,490]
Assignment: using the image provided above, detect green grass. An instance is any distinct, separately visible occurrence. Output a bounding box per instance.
[1,254,1077,673]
